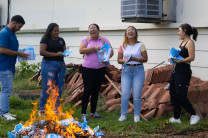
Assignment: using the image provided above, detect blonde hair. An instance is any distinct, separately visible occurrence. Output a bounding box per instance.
[122,26,139,49]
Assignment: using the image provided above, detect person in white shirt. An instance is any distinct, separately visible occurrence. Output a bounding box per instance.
[117,26,148,122]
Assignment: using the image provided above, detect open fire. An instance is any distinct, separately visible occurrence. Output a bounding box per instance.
[8,80,103,138]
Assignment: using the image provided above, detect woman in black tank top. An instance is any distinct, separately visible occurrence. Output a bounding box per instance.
[169,23,200,125]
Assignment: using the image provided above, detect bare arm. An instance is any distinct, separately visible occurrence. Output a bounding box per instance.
[109,44,114,58]
[173,40,195,63]
[63,45,66,51]
[0,47,29,59]
[79,43,101,54]
[40,43,63,57]
[117,52,128,64]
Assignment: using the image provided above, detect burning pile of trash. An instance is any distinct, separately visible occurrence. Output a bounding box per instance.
[8,80,103,138]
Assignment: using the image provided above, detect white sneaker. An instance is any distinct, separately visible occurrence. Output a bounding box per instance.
[1,113,16,120]
[134,115,140,122]
[118,115,127,121]
[190,115,200,125]
[169,117,181,123]
[7,112,16,117]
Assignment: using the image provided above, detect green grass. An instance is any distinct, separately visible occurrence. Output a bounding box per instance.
[1,71,208,137]
[1,96,208,137]
[13,72,42,91]
[0,97,34,137]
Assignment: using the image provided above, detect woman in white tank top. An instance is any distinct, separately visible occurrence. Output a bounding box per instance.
[117,26,148,122]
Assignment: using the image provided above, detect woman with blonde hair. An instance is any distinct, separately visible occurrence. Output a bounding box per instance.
[117,26,148,122]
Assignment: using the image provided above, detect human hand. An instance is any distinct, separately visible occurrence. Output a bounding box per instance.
[18,50,29,59]
[94,46,101,51]
[168,58,171,62]
[101,59,105,63]
[123,59,128,63]
[56,51,63,57]
[171,58,181,63]
[130,57,138,61]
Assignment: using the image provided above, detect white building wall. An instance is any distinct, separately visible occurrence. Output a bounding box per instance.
[0,0,8,26]
[1,0,208,80]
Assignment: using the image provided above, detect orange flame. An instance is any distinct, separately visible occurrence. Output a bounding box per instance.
[20,80,91,137]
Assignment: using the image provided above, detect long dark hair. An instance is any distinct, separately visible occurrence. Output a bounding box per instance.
[43,23,59,38]
[179,23,198,41]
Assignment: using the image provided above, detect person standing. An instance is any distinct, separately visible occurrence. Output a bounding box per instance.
[79,23,114,120]
[0,15,29,120]
[39,23,66,115]
[169,23,200,125]
[117,26,148,122]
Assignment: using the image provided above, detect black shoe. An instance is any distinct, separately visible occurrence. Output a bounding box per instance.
[90,112,102,119]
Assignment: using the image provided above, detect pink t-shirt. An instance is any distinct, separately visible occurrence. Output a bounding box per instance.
[81,36,110,69]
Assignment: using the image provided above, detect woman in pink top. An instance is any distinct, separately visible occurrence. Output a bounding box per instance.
[79,23,114,120]
[117,26,148,122]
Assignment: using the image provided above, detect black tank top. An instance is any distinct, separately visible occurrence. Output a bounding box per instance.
[179,41,189,58]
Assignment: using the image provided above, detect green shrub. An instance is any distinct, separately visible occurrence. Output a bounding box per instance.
[16,61,41,77]
[9,96,34,109]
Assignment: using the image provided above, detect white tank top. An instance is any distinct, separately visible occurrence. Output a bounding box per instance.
[122,43,143,64]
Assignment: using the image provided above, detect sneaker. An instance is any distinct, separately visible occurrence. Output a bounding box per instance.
[134,115,140,122]
[169,117,181,123]
[7,112,16,117]
[1,113,16,120]
[118,115,127,121]
[81,114,88,121]
[90,112,102,119]
[190,115,200,125]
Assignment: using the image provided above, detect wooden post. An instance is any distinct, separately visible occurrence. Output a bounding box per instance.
[105,74,148,121]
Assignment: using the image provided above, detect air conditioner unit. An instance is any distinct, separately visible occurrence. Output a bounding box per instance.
[121,0,175,23]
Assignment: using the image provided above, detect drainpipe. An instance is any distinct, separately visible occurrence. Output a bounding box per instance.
[7,0,10,24]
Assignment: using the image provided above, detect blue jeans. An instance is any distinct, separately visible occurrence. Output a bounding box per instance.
[121,65,145,116]
[39,60,66,112]
[0,70,14,115]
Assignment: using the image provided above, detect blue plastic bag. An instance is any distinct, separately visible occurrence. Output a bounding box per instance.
[95,131,104,137]
[14,124,24,132]
[169,47,183,64]
[46,133,61,138]
[169,46,181,57]
[97,43,111,63]
[7,132,15,138]
[170,55,184,64]
[61,49,72,57]
[18,45,36,62]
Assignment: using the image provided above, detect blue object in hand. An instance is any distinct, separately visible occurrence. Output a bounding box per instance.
[18,45,36,62]
[62,49,72,57]
[169,47,181,57]
[169,47,183,64]
[97,43,111,62]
